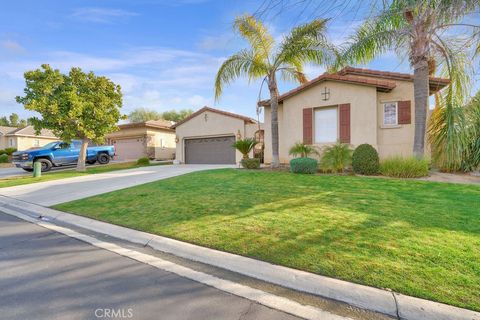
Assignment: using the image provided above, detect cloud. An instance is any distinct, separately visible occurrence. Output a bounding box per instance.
[71,7,138,23]
[1,40,25,54]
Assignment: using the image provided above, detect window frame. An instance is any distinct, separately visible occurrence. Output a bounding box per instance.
[314,106,339,144]
[383,101,398,126]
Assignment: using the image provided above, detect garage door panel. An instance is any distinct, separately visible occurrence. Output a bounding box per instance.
[185,136,235,164]
[114,138,146,161]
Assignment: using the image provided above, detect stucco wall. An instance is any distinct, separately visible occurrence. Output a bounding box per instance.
[13,136,58,151]
[175,110,255,163]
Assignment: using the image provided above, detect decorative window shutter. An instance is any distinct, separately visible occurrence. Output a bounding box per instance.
[303,108,313,145]
[398,100,411,124]
[339,103,351,143]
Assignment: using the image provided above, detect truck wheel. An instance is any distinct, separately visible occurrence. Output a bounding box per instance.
[86,160,96,165]
[35,159,53,172]
[97,153,110,165]
[22,168,33,172]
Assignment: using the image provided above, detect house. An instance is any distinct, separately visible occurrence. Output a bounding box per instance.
[260,67,449,164]
[106,119,176,161]
[173,106,263,164]
[1,125,58,151]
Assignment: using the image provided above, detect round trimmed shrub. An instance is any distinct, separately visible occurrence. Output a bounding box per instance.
[136,157,150,166]
[240,158,260,169]
[290,157,318,174]
[352,144,379,175]
[0,154,9,163]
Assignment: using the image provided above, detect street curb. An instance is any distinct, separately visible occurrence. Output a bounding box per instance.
[0,195,478,320]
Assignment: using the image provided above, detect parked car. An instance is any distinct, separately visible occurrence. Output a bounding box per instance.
[12,140,115,172]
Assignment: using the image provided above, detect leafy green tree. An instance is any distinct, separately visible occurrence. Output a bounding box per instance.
[128,107,163,122]
[16,64,124,171]
[161,109,193,122]
[0,117,9,126]
[215,15,336,167]
[9,113,19,127]
[341,0,479,158]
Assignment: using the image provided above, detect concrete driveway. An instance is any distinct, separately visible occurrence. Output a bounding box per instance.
[0,212,298,320]
[0,164,233,206]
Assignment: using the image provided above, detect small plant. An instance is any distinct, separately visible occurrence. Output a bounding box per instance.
[380,157,429,178]
[290,157,318,174]
[352,144,380,175]
[232,138,258,159]
[0,154,9,163]
[289,142,317,158]
[240,158,260,169]
[136,157,150,166]
[4,148,17,155]
[0,149,5,155]
[320,143,352,173]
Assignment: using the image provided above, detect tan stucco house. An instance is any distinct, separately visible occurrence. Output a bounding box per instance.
[106,119,176,161]
[260,67,449,164]
[173,106,263,164]
[0,125,57,151]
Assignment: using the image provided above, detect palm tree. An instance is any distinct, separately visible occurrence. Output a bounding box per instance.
[340,0,479,158]
[288,142,318,158]
[215,15,336,167]
[232,138,258,159]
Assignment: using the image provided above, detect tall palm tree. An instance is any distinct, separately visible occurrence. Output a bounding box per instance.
[215,15,336,167]
[340,0,479,158]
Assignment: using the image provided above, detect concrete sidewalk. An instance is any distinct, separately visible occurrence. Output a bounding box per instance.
[0,164,233,206]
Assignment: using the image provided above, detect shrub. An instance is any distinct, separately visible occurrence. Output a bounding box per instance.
[0,154,9,163]
[136,157,150,166]
[289,142,318,158]
[4,148,17,155]
[240,158,260,169]
[352,144,380,175]
[290,157,318,174]
[380,157,429,178]
[232,138,257,159]
[0,149,5,155]
[320,143,352,173]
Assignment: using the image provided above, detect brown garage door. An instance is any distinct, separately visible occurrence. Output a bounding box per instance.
[185,136,235,164]
[113,138,146,161]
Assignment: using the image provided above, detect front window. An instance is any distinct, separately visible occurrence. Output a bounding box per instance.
[314,107,338,143]
[8,138,14,147]
[383,102,398,125]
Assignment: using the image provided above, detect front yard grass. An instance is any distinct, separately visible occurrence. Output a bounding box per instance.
[0,161,172,188]
[54,169,480,311]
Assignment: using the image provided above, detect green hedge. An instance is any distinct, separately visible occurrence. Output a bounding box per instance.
[380,157,429,178]
[136,157,150,166]
[0,154,9,163]
[352,144,379,175]
[4,148,17,155]
[240,158,260,169]
[290,157,318,174]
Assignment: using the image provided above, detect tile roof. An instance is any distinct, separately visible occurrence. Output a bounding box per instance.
[5,125,57,138]
[171,106,257,129]
[118,118,175,131]
[0,126,17,135]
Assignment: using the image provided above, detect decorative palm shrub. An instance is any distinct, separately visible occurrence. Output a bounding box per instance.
[380,157,429,178]
[320,143,352,173]
[4,148,17,155]
[240,158,260,169]
[352,144,379,175]
[290,157,318,174]
[232,138,258,159]
[0,154,8,163]
[136,157,150,166]
[0,149,5,155]
[289,142,318,158]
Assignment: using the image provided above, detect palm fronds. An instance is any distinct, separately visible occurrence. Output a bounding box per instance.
[288,142,318,158]
[232,138,258,159]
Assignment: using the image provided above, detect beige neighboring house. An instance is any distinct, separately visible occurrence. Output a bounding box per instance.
[173,106,263,164]
[260,67,449,164]
[106,119,176,161]
[0,126,58,151]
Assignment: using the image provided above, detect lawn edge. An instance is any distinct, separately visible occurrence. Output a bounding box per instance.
[0,195,478,320]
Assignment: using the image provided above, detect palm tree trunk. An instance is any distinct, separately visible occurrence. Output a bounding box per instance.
[268,75,280,168]
[413,60,430,158]
[77,138,88,172]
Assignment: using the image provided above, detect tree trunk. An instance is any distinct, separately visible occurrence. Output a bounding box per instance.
[413,60,430,158]
[268,76,280,168]
[77,138,89,172]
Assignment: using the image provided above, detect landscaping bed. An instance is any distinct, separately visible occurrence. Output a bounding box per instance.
[54,169,480,311]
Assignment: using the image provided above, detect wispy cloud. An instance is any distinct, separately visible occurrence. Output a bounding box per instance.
[1,39,25,54]
[71,7,138,24]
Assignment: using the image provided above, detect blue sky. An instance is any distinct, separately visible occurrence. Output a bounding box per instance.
[0,0,478,121]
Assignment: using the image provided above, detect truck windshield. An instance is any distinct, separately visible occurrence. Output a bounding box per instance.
[42,142,60,149]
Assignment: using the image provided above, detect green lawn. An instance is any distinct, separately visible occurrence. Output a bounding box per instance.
[54,169,480,311]
[0,161,172,188]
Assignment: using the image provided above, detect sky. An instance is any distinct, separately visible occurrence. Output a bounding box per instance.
[0,0,478,122]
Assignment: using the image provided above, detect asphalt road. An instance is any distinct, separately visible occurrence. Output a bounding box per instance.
[0,212,300,320]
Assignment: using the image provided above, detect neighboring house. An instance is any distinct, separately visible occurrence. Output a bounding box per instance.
[260,67,449,163]
[1,126,58,151]
[106,119,176,161]
[173,106,263,164]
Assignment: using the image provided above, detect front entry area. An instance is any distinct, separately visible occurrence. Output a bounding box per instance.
[184,136,236,164]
